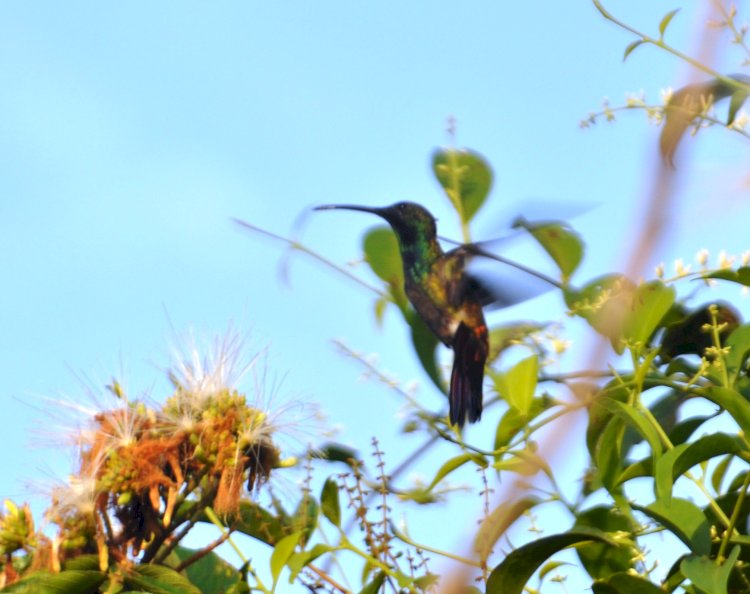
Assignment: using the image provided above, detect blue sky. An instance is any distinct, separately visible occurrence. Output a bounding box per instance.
[2,0,750,587]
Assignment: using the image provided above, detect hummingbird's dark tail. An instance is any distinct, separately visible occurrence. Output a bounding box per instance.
[449,322,489,427]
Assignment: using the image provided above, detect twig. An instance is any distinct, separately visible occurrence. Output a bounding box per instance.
[233,218,388,299]
[307,563,351,593]
[174,530,232,572]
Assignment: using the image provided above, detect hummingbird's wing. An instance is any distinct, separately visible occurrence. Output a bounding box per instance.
[446,244,558,310]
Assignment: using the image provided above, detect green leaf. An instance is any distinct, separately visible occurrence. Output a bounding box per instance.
[292,496,319,547]
[362,227,403,287]
[475,497,540,564]
[566,278,673,354]
[712,454,734,493]
[358,571,386,594]
[617,456,652,484]
[486,529,618,594]
[564,275,633,352]
[726,470,750,493]
[493,446,553,480]
[311,442,360,468]
[724,323,750,385]
[599,399,663,457]
[287,543,334,582]
[61,555,100,571]
[574,507,637,579]
[681,546,739,594]
[704,267,750,287]
[538,561,573,581]
[662,559,689,593]
[513,219,584,281]
[374,295,388,326]
[595,415,626,491]
[494,355,538,416]
[1,570,107,594]
[431,148,493,224]
[665,354,702,377]
[643,391,687,445]
[494,396,553,450]
[669,415,716,446]
[427,453,487,492]
[673,433,749,479]
[586,381,629,457]
[623,280,675,350]
[592,572,667,594]
[412,573,440,590]
[704,387,750,436]
[320,478,341,527]
[234,500,289,546]
[406,309,443,394]
[654,443,689,504]
[728,89,750,125]
[635,498,711,555]
[659,8,680,38]
[270,532,302,586]
[729,534,750,547]
[124,565,202,594]
[230,494,316,552]
[623,39,645,61]
[168,545,242,594]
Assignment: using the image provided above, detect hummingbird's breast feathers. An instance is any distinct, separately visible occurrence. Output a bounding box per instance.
[402,249,481,345]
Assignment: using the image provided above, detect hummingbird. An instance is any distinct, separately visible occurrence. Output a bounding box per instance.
[315,201,539,427]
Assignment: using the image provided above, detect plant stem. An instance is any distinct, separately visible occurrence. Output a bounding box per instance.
[718,471,750,562]
[306,563,350,593]
[711,0,750,60]
[708,304,731,388]
[584,102,750,142]
[234,218,388,299]
[338,536,417,592]
[391,526,481,568]
[174,531,232,572]
[635,385,733,528]
[592,0,750,92]
[204,506,248,565]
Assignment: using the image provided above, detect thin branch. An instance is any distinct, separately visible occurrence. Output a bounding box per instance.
[306,563,351,593]
[592,0,748,92]
[233,218,388,299]
[583,101,750,141]
[174,530,232,572]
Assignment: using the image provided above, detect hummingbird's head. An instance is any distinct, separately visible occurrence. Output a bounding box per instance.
[314,201,437,244]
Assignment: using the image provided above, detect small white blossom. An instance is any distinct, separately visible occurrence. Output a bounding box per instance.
[551,338,571,355]
[731,110,749,131]
[674,258,691,277]
[696,249,709,267]
[625,90,645,107]
[718,250,735,269]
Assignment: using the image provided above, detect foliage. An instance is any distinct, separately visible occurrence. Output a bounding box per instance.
[4,2,750,593]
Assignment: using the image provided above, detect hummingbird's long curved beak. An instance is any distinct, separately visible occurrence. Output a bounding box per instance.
[313,204,386,217]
